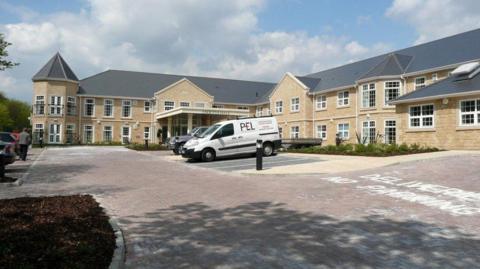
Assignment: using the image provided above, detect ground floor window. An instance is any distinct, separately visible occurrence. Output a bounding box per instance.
[290,126,299,139]
[83,125,94,144]
[316,125,327,140]
[144,127,150,140]
[337,123,349,139]
[409,104,434,128]
[103,126,113,142]
[122,126,131,144]
[362,121,376,144]
[49,124,61,144]
[278,127,282,138]
[384,120,396,144]
[459,99,480,126]
[65,124,75,144]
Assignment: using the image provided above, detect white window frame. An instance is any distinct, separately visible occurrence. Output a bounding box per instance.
[408,104,435,128]
[414,76,426,90]
[361,120,376,144]
[179,101,190,107]
[35,95,45,115]
[384,80,401,106]
[384,120,397,145]
[121,126,131,144]
[275,100,283,114]
[164,101,175,111]
[237,106,249,110]
[48,123,62,144]
[432,73,438,82]
[194,102,206,108]
[34,123,44,131]
[278,127,283,139]
[84,98,95,117]
[337,91,349,107]
[361,83,376,108]
[103,125,113,142]
[144,126,151,140]
[337,123,350,139]
[290,126,300,139]
[316,124,327,140]
[290,97,300,112]
[104,99,114,117]
[65,124,75,144]
[144,101,152,113]
[49,96,63,116]
[459,99,480,126]
[122,100,132,118]
[316,95,327,110]
[83,125,94,144]
[66,96,76,115]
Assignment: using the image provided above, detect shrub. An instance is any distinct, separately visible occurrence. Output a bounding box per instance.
[125,143,168,151]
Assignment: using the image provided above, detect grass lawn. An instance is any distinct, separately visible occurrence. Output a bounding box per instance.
[0,195,115,269]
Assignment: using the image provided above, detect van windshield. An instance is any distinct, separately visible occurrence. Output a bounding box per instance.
[197,124,221,138]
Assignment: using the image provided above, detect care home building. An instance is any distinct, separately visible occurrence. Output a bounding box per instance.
[31,28,480,149]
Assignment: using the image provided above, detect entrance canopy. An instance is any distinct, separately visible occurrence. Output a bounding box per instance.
[155,107,250,120]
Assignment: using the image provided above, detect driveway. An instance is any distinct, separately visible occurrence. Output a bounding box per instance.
[1,146,480,268]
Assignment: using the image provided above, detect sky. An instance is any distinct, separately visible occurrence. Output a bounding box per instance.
[1,0,480,103]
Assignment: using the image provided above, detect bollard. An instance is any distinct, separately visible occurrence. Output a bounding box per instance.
[256,139,263,171]
[144,139,149,150]
[0,154,5,178]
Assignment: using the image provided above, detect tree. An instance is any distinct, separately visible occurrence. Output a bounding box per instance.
[0,101,12,131]
[0,33,18,70]
[5,99,30,132]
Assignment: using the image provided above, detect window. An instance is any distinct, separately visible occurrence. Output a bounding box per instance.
[67,96,76,115]
[256,106,262,116]
[290,126,299,139]
[84,98,95,117]
[291,97,300,112]
[215,123,234,138]
[50,96,62,115]
[459,99,480,126]
[337,91,349,107]
[103,126,113,142]
[362,121,376,144]
[49,124,61,143]
[432,73,438,81]
[414,77,426,90]
[164,101,174,111]
[237,106,249,110]
[144,127,150,140]
[35,96,45,115]
[178,101,189,107]
[275,101,283,114]
[34,123,44,131]
[316,95,327,110]
[66,124,75,144]
[384,81,400,106]
[316,125,327,139]
[122,100,132,118]
[194,102,206,108]
[104,99,113,117]
[212,104,224,108]
[362,83,376,108]
[337,123,349,139]
[409,104,434,128]
[84,125,94,144]
[144,101,151,112]
[384,120,396,144]
[121,126,131,144]
[278,127,282,139]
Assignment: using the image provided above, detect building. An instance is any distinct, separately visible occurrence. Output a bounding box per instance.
[31,28,480,149]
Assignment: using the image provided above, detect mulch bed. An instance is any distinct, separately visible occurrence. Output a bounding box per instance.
[0,195,116,269]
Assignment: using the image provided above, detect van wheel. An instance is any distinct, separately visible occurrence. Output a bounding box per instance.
[263,143,273,157]
[202,148,215,162]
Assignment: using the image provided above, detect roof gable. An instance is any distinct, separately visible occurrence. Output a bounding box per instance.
[358,53,413,80]
[32,53,79,82]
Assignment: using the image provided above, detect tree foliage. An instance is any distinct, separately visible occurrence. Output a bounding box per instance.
[0,33,18,70]
[0,92,30,132]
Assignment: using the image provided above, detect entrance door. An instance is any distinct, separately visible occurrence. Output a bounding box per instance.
[122,126,131,144]
[161,126,168,143]
[49,124,61,144]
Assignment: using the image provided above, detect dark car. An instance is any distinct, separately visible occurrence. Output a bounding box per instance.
[168,126,209,155]
[0,141,16,165]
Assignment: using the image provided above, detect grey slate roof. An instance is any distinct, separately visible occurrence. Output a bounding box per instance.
[392,70,480,103]
[306,28,480,93]
[79,70,276,104]
[295,76,321,90]
[32,53,79,82]
[358,53,412,80]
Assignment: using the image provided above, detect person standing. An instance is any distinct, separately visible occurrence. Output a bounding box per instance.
[19,128,31,161]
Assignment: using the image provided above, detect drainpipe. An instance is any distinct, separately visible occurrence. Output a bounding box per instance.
[312,92,315,138]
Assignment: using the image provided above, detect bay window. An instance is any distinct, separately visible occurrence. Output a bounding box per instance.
[384,81,400,105]
[362,83,376,108]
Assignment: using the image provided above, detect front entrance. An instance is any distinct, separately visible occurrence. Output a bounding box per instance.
[49,124,61,144]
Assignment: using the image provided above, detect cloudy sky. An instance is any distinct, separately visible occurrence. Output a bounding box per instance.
[1,0,480,102]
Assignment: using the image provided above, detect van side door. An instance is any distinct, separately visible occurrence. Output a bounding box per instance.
[236,120,258,154]
[211,123,237,157]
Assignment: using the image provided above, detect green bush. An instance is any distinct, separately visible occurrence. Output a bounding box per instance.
[125,143,168,151]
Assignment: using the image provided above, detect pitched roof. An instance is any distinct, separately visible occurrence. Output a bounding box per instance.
[32,53,79,82]
[78,70,275,104]
[306,28,480,92]
[295,76,321,90]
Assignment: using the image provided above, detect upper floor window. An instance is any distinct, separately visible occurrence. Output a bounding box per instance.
[194,102,206,108]
[459,99,480,126]
[212,104,224,108]
[50,96,62,115]
[237,106,249,110]
[84,98,95,117]
[316,125,327,139]
[337,91,349,107]
[144,101,151,112]
[122,100,132,118]
[275,100,283,114]
[164,101,174,111]
[432,73,438,81]
[384,81,400,106]
[180,101,190,107]
[316,95,327,110]
[104,99,113,117]
[34,96,45,115]
[409,104,434,128]
[290,97,300,112]
[362,83,376,108]
[414,77,426,90]
[66,96,76,116]
[337,123,350,139]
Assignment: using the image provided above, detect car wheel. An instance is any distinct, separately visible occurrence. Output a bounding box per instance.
[178,143,185,154]
[263,143,273,157]
[201,148,215,162]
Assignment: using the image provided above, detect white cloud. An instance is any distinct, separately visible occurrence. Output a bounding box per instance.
[1,0,390,101]
[386,0,480,44]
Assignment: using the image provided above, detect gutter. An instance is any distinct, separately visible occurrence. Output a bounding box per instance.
[390,89,480,105]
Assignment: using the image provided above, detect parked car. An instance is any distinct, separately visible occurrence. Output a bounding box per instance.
[182,117,281,162]
[0,132,19,155]
[0,141,17,165]
[168,126,209,155]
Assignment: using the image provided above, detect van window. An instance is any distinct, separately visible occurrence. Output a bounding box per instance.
[215,123,234,139]
[199,124,221,138]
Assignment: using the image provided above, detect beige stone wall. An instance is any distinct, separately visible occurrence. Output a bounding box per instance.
[154,79,213,112]
[404,69,452,93]
[397,95,480,149]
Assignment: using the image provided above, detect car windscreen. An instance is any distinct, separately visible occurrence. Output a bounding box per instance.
[195,127,209,136]
[0,133,15,142]
[197,124,221,138]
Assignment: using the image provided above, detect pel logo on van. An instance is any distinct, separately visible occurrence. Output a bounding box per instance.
[240,122,255,131]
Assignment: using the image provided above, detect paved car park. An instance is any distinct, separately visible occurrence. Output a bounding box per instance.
[1,146,480,268]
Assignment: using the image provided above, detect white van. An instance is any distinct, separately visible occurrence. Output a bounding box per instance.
[181,117,281,161]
